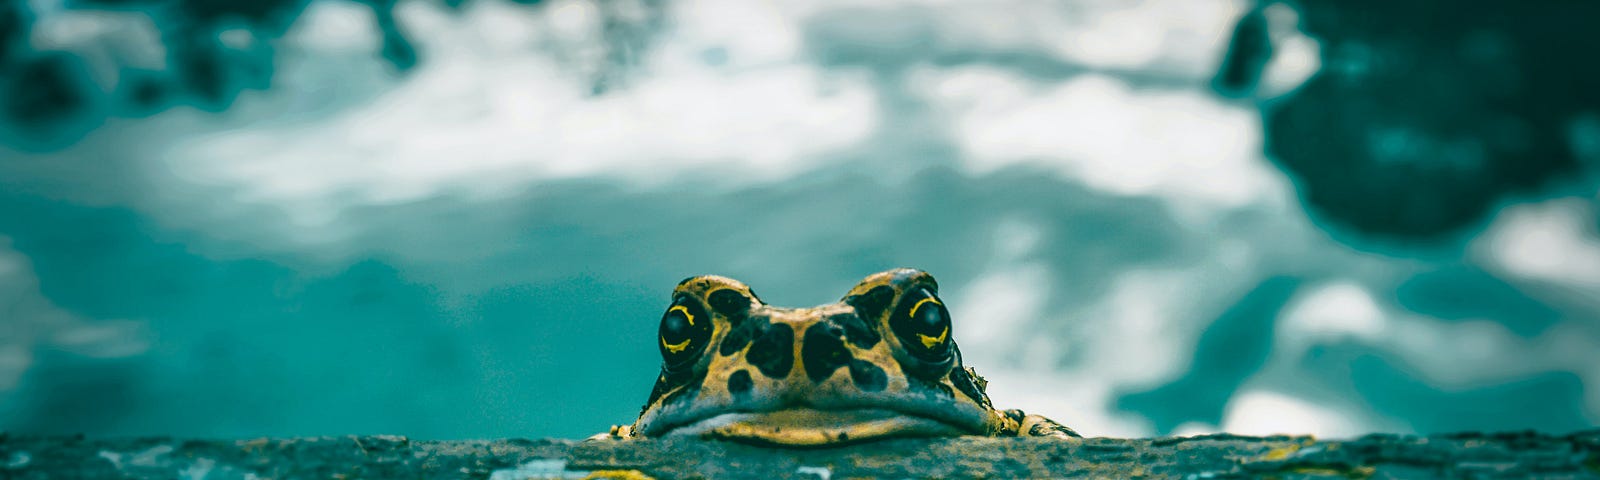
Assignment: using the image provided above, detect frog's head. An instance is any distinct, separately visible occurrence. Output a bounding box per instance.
[630,268,1009,446]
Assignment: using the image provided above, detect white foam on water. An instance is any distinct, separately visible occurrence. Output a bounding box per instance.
[1221,389,1365,438]
[151,0,879,250]
[1476,199,1600,291]
[913,67,1290,215]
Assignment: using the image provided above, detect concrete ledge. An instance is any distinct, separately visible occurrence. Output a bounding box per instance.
[4,430,1598,478]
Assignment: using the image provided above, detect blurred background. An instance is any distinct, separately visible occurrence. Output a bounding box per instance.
[1,0,1598,440]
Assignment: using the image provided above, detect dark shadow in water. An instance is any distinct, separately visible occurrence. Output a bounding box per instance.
[1224,0,1600,240]
[0,195,484,436]
[1302,342,1594,433]
[1396,264,1564,337]
[1115,277,1301,433]
[2,350,151,434]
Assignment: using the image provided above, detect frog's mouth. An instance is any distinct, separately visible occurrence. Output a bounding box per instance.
[663,408,970,446]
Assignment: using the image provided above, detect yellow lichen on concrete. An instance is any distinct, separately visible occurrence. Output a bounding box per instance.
[581,469,656,480]
[1259,444,1301,462]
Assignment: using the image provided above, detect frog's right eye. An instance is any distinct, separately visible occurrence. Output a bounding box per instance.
[884,286,957,381]
[659,294,712,372]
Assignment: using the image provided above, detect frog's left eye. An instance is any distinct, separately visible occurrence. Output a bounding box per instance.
[888,287,954,364]
[659,294,712,372]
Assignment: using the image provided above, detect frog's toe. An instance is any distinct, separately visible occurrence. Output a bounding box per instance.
[584,425,635,441]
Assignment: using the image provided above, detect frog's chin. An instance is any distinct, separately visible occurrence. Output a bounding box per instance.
[665,408,969,446]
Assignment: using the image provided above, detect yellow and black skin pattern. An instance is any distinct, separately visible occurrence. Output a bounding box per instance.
[594,268,1080,446]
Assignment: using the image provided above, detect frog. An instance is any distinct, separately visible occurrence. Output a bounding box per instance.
[596,268,1079,446]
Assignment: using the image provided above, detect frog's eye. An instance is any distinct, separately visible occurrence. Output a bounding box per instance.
[888,287,954,364]
[659,294,712,371]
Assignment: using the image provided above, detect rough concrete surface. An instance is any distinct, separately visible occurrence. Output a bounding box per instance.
[3,430,1598,479]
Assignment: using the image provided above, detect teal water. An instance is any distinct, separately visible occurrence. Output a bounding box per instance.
[1,0,1596,439]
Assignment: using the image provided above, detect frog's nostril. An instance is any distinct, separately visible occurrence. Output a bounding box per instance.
[727,369,754,395]
[847,359,887,392]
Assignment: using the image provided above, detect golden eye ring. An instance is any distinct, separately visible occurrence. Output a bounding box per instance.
[909,296,942,320]
[917,326,948,349]
[669,305,695,326]
[661,337,691,354]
